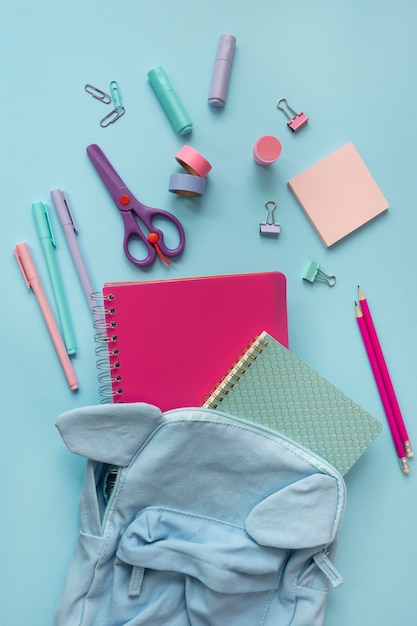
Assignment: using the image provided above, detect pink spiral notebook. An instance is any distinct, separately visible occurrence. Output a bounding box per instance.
[98,272,288,411]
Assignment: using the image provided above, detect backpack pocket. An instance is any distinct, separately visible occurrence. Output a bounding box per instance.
[55,531,107,625]
[117,505,288,593]
[107,506,288,625]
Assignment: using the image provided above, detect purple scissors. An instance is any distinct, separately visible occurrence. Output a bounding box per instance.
[87,144,185,267]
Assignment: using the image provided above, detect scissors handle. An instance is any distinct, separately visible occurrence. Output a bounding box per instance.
[122,207,185,267]
[87,143,186,268]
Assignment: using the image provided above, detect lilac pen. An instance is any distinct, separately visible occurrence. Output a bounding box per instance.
[208,34,236,107]
[50,190,103,326]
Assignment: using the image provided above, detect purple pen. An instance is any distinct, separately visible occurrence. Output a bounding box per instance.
[50,189,103,326]
[208,34,236,107]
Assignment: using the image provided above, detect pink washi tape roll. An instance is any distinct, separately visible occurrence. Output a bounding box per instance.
[253,135,282,165]
[175,145,212,177]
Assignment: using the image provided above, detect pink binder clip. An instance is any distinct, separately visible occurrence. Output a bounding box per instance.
[276,98,309,132]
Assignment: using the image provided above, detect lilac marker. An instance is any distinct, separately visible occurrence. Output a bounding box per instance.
[208,34,236,107]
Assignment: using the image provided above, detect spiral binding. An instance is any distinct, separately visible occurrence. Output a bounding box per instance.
[91,291,115,302]
[92,291,124,402]
[203,334,268,409]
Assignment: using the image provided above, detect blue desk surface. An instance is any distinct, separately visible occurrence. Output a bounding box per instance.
[2,1,417,623]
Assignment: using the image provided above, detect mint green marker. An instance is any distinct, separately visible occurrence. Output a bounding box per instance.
[32,201,76,355]
[147,66,193,136]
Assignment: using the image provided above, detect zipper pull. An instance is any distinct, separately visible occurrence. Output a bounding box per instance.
[313,548,344,588]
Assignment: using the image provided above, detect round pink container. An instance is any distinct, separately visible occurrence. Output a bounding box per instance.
[253,135,282,165]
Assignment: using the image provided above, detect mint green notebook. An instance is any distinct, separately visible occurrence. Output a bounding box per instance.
[202,331,382,475]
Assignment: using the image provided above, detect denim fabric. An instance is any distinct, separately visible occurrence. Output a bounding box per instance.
[55,403,346,626]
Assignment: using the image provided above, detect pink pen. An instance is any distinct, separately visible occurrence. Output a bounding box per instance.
[14,242,79,391]
[355,303,408,473]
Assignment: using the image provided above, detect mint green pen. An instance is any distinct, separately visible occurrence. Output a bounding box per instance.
[32,201,77,355]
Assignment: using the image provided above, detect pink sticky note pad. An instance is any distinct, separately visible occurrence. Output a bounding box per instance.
[288,142,389,247]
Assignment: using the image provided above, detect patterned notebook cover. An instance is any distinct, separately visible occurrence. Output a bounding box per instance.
[202,331,382,475]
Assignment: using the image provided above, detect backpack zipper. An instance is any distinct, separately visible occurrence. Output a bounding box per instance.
[101,466,126,532]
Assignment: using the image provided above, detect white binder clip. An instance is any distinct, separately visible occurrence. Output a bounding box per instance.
[276,98,309,132]
[260,201,280,236]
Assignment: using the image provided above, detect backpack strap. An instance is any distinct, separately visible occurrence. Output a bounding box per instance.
[128,566,145,597]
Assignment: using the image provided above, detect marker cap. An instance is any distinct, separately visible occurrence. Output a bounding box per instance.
[208,34,237,107]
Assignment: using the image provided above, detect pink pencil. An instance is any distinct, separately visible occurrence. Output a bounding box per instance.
[355,302,409,473]
[358,287,412,459]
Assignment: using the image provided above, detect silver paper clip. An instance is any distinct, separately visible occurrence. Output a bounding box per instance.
[276,98,309,132]
[85,84,111,104]
[100,80,125,128]
[303,261,336,287]
[260,201,280,236]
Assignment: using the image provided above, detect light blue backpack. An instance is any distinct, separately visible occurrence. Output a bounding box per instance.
[55,403,345,626]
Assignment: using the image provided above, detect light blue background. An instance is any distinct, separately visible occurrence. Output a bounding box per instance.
[2,1,417,624]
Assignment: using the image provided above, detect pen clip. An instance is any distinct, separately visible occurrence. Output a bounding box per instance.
[14,248,30,288]
[44,204,57,247]
[61,190,78,233]
[14,242,35,289]
[33,201,57,247]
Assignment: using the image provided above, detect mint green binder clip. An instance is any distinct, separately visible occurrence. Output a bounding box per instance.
[303,261,336,287]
